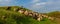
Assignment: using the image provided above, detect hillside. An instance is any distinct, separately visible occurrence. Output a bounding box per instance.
[0,6,57,24]
[47,11,60,24]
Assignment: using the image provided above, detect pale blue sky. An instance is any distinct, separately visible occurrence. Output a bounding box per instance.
[0,0,60,13]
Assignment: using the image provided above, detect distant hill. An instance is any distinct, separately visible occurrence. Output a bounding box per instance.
[47,11,60,18]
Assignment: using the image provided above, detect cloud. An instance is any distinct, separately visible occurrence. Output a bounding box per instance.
[0,0,11,6]
[32,2,46,8]
[0,0,10,3]
[46,0,60,8]
[0,0,20,6]
[41,0,60,13]
[31,0,40,3]
[35,2,46,5]
[30,0,46,9]
[29,0,60,13]
[30,0,60,8]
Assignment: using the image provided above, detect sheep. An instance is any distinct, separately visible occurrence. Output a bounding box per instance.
[24,10,29,15]
[13,8,18,11]
[29,14,33,16]
[48,17,55,20]
[6,7,11,10]
[32,12,40,20]
[18,9,25,14]
[28,11,33,16]
[37,16,42,21]
[35,14,43,21]
[16,8,23,12]
[42,15,48,18]
[1,16,6,20]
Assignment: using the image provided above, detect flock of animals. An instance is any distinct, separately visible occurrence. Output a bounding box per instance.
[7,7,55,21]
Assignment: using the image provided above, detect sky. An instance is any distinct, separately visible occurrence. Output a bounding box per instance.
[0,0,60,13]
